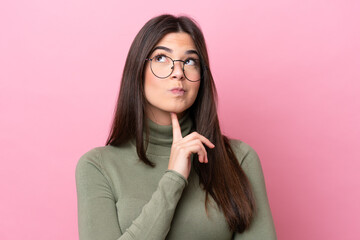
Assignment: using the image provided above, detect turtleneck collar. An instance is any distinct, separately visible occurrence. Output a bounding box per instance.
[143,111,194,156]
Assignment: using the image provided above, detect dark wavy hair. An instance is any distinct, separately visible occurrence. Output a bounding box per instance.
[106,14,256,233]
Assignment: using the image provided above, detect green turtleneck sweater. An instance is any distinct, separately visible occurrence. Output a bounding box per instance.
[75,113,277,240]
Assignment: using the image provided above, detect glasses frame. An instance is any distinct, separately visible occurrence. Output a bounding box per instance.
[145,55,202,82]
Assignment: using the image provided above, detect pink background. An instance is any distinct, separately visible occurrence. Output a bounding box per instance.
[1,0,359,239]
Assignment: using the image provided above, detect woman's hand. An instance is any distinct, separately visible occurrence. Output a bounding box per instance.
[168,112,215,179]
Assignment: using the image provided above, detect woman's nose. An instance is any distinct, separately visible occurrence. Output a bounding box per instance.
[170,61,185,80]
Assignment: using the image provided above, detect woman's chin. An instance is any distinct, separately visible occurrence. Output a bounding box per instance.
[166,108,188,115]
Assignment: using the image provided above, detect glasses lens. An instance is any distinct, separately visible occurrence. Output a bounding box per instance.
[183,59,201,82]
[150,55,173,78]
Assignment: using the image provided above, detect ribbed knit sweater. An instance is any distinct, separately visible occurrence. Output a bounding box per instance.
[75,112,277,240]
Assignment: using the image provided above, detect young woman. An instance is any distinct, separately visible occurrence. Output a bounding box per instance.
[76,14,277,240]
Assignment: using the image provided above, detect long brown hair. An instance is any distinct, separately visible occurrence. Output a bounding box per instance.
[106,14,256,233]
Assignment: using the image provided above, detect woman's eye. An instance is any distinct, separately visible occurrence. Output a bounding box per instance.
[185,58,198,66]
[154,55,167,62]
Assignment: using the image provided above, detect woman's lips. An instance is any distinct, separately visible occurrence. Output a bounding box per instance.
[170,88,185,96]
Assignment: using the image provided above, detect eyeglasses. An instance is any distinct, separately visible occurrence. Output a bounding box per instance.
[145,54,201,82]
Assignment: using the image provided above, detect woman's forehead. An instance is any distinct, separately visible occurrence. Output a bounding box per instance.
[154,32,197,53]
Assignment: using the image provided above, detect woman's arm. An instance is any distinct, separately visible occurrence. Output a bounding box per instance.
[75,149,187,240]
[232,141,277,240]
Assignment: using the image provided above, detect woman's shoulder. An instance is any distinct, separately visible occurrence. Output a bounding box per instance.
[76,146,112,170]
[77,145,115,161]
[227,138,261,167]
[76,142,136,169]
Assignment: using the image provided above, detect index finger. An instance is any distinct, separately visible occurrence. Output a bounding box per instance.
[170,112,183,141]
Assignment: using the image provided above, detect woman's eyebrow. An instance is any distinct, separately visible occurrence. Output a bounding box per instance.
[152,46,199,55]
[185,49,199,55]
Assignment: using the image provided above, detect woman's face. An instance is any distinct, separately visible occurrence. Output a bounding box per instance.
[144,32,201,125]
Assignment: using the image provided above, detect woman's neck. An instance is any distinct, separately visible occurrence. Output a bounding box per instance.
[146,108,186,126]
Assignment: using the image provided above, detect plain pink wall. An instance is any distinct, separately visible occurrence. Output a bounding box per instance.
[1,0,359,239]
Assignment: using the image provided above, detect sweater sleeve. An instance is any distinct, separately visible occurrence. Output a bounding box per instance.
[233,142,277,240]
[75,149,187,240]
